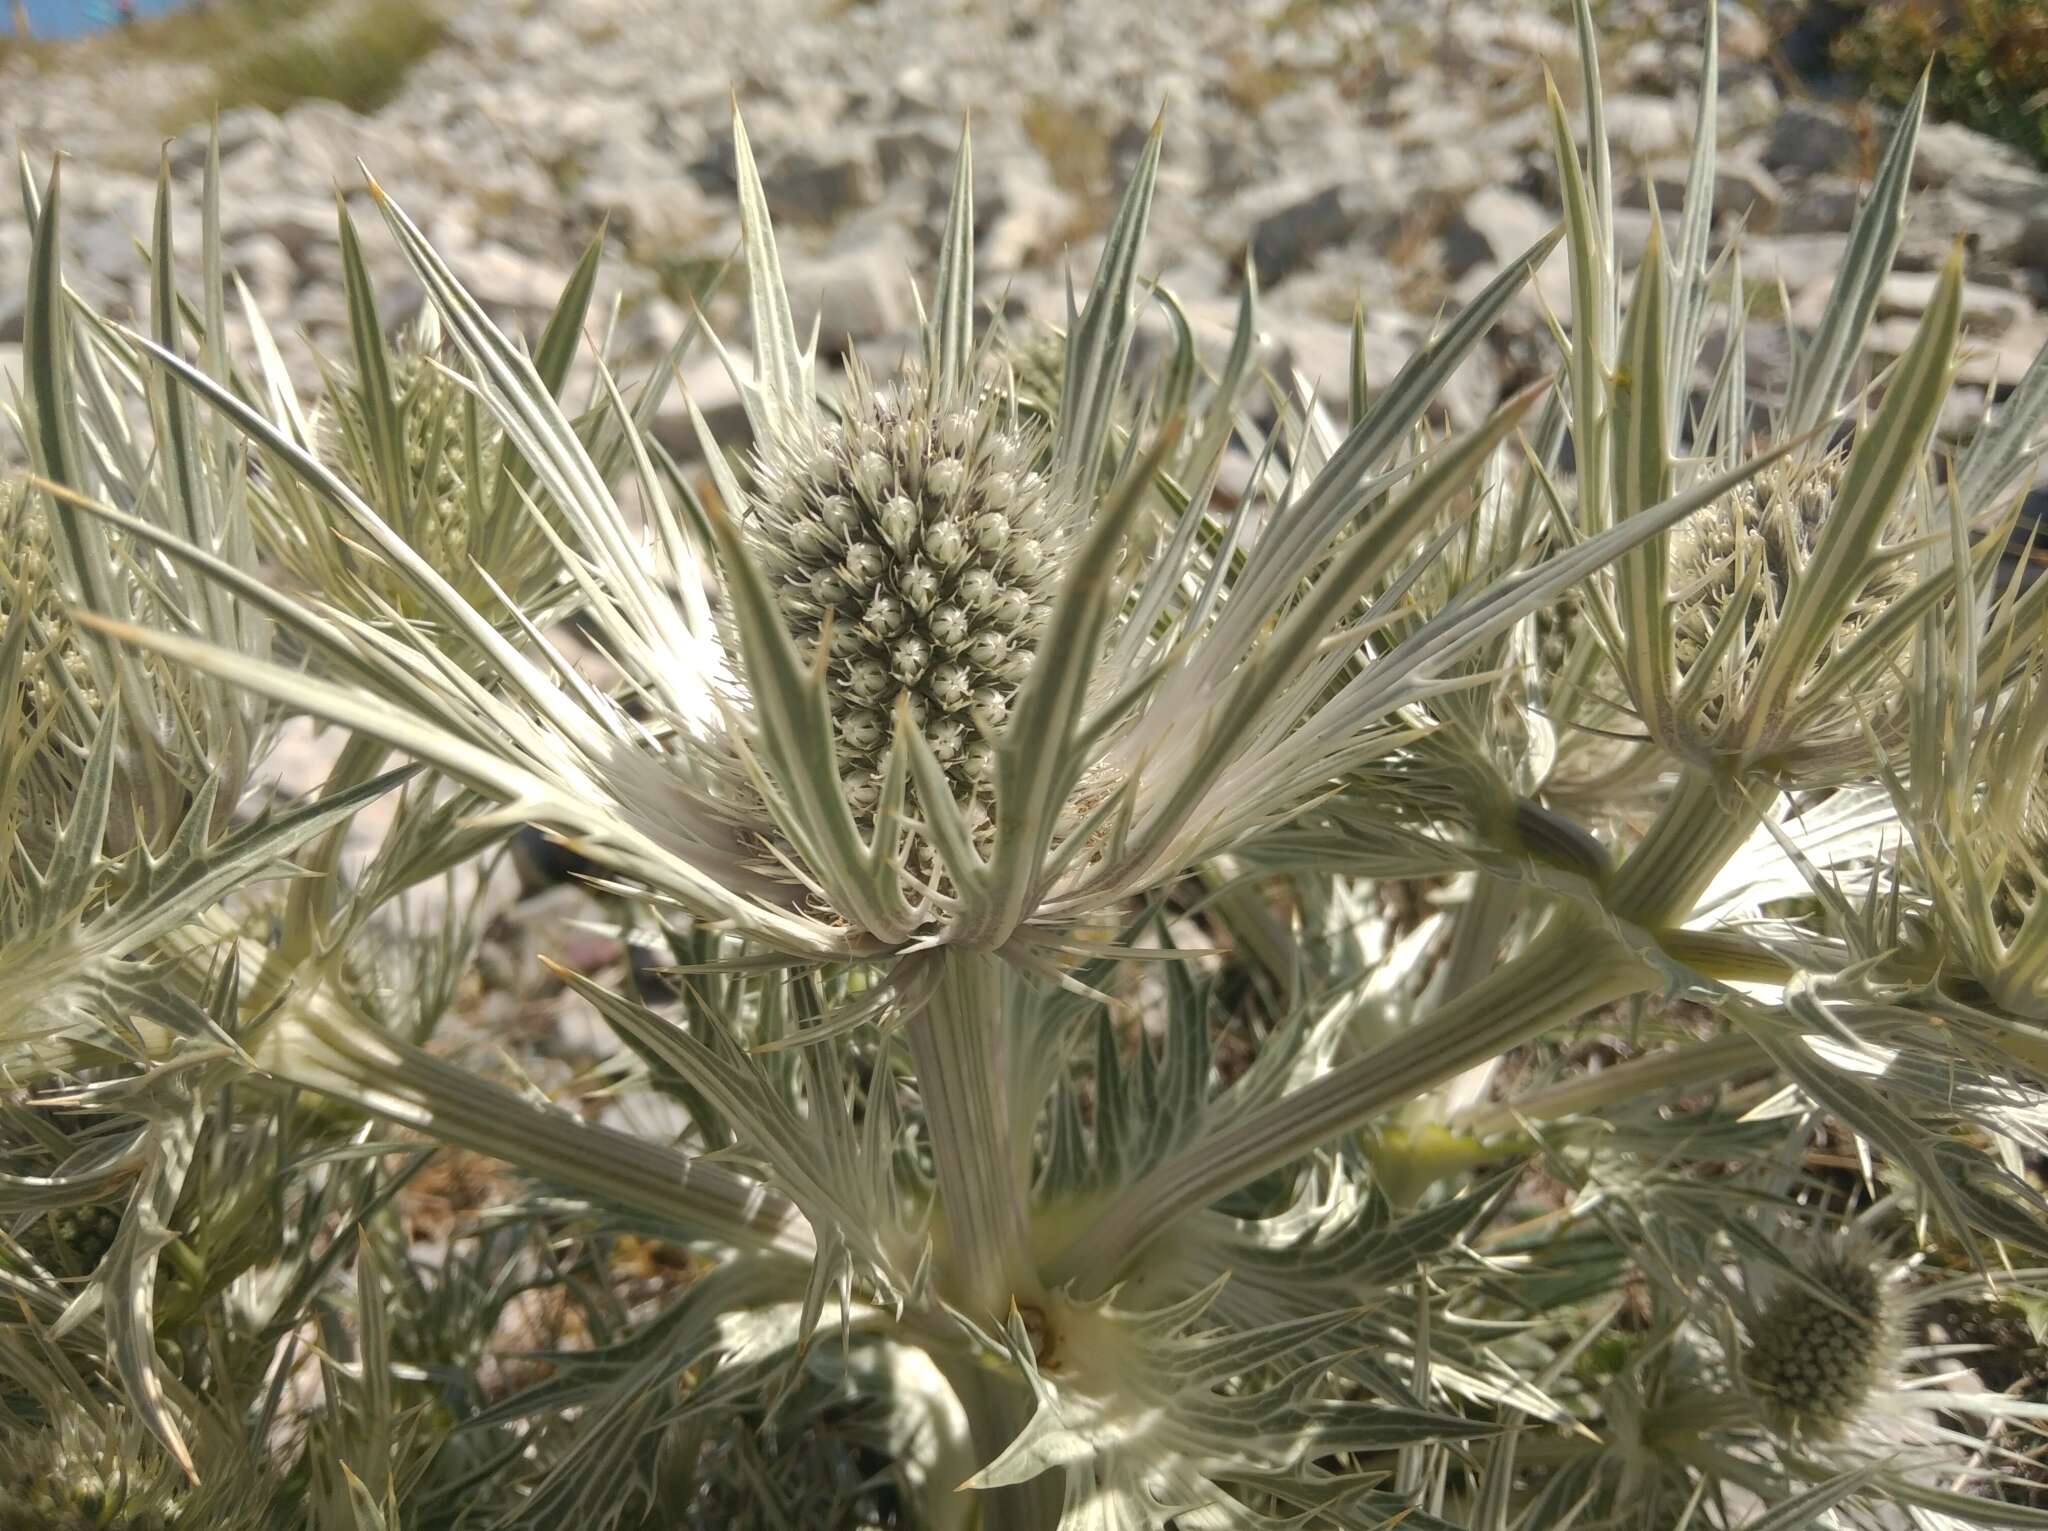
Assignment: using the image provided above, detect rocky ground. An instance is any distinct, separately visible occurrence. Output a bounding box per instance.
[5,0,2046,454]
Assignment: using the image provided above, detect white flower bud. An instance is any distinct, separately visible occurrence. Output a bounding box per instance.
[988,433,1024,473]
[853,451,892,500]
[842,772,881,811]
[840,710,886,753]
[864,593,907,635]
[843,542,886,586]
[776,584,814,623]
[991,586,1033,627]
[879,495,920,552]
[901,566,941,612]
[929,664,972,709]
[815,494,857,536]
[966,630,1011,668]
[891,637,930,685]
[924,522,967,569]
[979,473,1016,512]
[848,660,892,700]
[930,605,969,647]
[970,687,1009,731]
[790,517,838,561]
[926,457,966,498]
[958,568,1002,611]
[1005,536,1045,578]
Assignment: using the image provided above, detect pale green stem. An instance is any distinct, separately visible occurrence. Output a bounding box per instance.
[909,948,1036,1320]
[1456,1031,1765,1134]
[1045,915,1652,1292]
[1606,761,1764,927]
[1422,872,1523,1009]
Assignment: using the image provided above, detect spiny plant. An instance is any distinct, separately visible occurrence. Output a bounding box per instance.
[10,3,2048,1527]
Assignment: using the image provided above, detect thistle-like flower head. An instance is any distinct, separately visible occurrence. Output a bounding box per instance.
[94,110,1636,970]
[745,361,1068,822]
[1744,1242,1898,1441]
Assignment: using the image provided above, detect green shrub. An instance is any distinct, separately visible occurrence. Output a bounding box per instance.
[1834,0,2048,165]
[183,0,446,116]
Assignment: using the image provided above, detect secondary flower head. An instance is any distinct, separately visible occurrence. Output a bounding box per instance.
[0,1422,189,1531]
[1743,1241,1900,1441]
[266,298,573,636]
[318,318,503,570]
[1591,220,1967,781]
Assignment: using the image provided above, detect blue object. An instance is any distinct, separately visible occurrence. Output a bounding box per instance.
[15,0,186,38]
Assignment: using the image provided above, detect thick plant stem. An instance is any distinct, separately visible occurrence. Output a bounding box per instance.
[909,948,1036,1321]
[1607,761,1764,926]
[1046,915,1652,1291]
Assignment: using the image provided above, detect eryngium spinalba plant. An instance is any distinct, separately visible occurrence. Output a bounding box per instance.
[12,6,2048,1526]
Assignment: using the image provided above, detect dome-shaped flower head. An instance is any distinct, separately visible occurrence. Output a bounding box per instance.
[93,112,1736,972]
[741,359,1066,831]
[1744,1241,1900,1441]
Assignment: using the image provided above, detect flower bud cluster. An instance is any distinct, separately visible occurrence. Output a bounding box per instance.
[0,1429,186,1531]
[19,1201,124,1277]
[749,368,1067,819]
[318,343,503,583]
[1668,454,1912,739]
[1745,1246,1895,1440]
